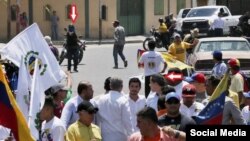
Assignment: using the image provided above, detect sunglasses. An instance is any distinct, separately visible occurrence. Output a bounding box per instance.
[166,99,180,105]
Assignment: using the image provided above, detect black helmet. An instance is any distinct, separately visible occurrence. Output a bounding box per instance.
[68,24,75,32]
[159,18,164,23]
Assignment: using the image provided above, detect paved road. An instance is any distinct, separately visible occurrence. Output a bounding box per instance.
[58,43,146,97]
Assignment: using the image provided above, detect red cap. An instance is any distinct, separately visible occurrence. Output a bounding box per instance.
[185,73,205,83]
[182,84,196,98]
[228,58,240,68]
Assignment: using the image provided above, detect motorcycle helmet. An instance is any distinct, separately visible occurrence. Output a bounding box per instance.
[68,24,75,32]
[158,18,164,23]
[228,58,240,68]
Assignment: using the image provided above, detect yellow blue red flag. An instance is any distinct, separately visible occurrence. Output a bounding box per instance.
[193,70,229,124]
[0,64,34,141]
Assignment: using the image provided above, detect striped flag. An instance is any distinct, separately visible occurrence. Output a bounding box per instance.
[0,64,35,141]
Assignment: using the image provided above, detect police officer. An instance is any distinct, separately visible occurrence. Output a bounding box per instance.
[66,24,80,72]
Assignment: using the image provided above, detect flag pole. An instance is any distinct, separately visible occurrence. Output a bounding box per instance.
[28,58,39,139]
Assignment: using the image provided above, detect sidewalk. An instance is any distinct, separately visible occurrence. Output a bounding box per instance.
[53,35,146,45]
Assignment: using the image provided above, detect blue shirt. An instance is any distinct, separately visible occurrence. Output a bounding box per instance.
[212,61,227,79]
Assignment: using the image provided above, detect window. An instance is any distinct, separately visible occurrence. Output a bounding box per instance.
[66,4,72,19]
[154,0,164,15]
[11,5,18,21]
[44,4,52,21]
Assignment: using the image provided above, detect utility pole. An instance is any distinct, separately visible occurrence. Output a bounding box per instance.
[7,0,11,41]
[99,0,102,44]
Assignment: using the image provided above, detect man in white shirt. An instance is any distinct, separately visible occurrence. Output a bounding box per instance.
[60,81,94,129]
[125,77,146,132]
[211,12,224,37]
[138,40,167,98]
[96,77,133,141]
[179,84,205,118]
[40,98,66,141]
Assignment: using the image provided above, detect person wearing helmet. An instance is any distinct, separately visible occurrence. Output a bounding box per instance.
[227,58,244,107]
[158,18,168,49]
[44,35,59,60]
[211,50,227,79]
[66,24,80,72]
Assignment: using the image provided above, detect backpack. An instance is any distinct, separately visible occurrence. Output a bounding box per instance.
[239,72,250,92]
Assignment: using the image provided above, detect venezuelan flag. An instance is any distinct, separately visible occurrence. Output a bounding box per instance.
[0,64,34,141]
[193,70,229,124]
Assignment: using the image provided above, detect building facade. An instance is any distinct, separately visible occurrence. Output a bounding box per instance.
[0,0,214,41]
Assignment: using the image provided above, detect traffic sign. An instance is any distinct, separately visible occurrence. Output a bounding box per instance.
[70,4,78,23]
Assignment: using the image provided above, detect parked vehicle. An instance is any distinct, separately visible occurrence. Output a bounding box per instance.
[143,27,166,50]
[176,8,191,33]
[188,37,250,76]
[179,5,241,36]
[143,26,175,51]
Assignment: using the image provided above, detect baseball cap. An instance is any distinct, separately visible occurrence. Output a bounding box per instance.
[228,58,240,68]
[76,101,99,114]
[243,91,250,98]
[185,73,205,83]
[174,34,181,38]
[165,92,180,102]
[182,84,196,98]
[212,50,222,59]
[44,36,52,45]
[51,84,68,94]
[112,20,120,24]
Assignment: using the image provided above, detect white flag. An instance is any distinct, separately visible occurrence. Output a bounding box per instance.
[0,23,66,139]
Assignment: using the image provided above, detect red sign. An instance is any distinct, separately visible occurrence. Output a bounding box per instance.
[164,72,183,82]
[70,4,78,23]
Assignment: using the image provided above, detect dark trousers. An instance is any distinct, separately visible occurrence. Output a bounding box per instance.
[67,49,79,71]
[113,44,126,67]
[214,28,223,37]
[145,75,151,98]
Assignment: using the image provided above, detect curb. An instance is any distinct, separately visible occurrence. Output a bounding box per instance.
[53,40,144,46]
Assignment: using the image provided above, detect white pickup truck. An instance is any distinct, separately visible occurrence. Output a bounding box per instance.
[177,5,241,36]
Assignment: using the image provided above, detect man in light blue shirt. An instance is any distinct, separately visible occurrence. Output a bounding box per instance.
[211,50,227,79]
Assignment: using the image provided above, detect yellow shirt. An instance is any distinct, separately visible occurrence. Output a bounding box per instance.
[229,73,244,93]
[168,42,191,63]
[158,23,168,33]
[65,121,102,141]
[228,90,240,108]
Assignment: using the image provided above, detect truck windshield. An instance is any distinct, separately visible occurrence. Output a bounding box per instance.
[186,8,217,17]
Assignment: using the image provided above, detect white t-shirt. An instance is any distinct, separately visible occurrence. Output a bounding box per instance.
[241,105,250,125]
[41,116,66,141]
[139,51,165,76]
[179,101,205,118]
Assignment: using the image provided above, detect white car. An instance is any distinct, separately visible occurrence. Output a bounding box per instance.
[188,37,250,76]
